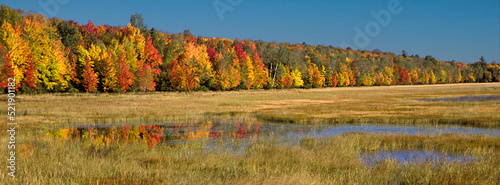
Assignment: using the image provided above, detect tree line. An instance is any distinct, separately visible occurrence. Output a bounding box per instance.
[0,5,498,93]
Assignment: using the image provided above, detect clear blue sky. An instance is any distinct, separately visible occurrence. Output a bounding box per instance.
[3,0,499,63]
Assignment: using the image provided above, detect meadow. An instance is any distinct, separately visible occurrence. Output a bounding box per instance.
[3,82,500,130]
[1,83,500,184]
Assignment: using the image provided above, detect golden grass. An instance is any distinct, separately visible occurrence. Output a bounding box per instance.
[0,83,499,184]
[1,132,499,184]
[0,83,498,132]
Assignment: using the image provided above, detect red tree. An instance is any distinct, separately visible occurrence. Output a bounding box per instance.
[400,69,408,85]
[82,58,98,92]
[25,60,38,89]
[144,37,163,76]
[0,58,15,89]
[207,46,219,64]
[0,44,15,89]
[117,54,134,92]
[234,44,246,60]
[395,63,408,85]
[137,63,156,92]
[331,74,338,87]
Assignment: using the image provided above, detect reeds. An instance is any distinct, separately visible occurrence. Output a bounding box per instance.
[1,132,499,184]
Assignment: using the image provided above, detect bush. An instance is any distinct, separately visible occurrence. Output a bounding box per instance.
[237,83,248,90]
[197,86,209,92]
[68,88,79,93]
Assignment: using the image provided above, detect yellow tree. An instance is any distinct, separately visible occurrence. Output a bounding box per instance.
[308,62,325,87]
[95,50,116,92]
[456,70,462,83]
[171,41,214,91]
[182,42,213,90]
[335,62,350,87]
[0,21,31,88]
[410,69,420,84]
[290,68,304,87]
[361,73,376,86]
[122,23,145,60]
[250,44,269,89]
[421,70,429,84]
[226,47,241,89]
[212,68,231,90]
[439,70,447,84]
[242,55,255,89]
[384,66,395,85]
[23,17,69,90]
[429,70,437,84]
[278,65,293,88]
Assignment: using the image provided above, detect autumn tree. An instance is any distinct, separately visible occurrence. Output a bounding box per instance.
[278,65,293,88]
[0,4,22,27]
[290,68,304,87]
[250,44,269,88]
[0,21,31,88]
[82,57,98,92]
[23,16,69,91]
[116,53,134,92]
[308,62,325,88]
[0,44,14,89]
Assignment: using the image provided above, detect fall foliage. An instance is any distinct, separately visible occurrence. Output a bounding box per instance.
[0,5,498,93]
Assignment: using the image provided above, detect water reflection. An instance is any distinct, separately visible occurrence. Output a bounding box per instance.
[415,95,500,102]
[48,122,277,148]
[360,150,476,166]
[295,125,500,138]
[47,122,497,165]
[48,123,500,149]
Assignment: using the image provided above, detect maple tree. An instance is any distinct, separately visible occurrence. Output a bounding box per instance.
[308,62,324,88]
[116,53,135,92]
[24,61,37,90]
[278,65,293,89]
[0,20,31,88]
[143,36,163,76]
[290,68,304,87]
[250,44,269,89]
[137,62,155,92]
[0,5,498,93]
[0,44,14,89]
[82,57,98,92]
[23,16,69,90]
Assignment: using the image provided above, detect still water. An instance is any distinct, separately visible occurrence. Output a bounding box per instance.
[49,122,499,165]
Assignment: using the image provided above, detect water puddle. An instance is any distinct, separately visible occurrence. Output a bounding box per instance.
[294,125,500,138]
[48,122,500,148]
[46,122,499,162]
[415,95,500,102]
[360,150,475,166]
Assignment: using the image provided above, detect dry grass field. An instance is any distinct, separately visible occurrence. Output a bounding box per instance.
[1,83,499,184]
[1,83,499,132]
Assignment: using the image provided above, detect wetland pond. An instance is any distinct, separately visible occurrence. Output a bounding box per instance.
[48,122,499,166]
[414,95,500,102]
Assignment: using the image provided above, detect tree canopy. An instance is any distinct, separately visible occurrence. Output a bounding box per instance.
[0,5,498,93]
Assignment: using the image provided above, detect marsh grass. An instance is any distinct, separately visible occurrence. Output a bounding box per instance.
[0,83,498,133]
[1,83,499,184]
[1,132,499,184]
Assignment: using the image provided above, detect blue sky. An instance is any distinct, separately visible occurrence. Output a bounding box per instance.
[3,0,499,63]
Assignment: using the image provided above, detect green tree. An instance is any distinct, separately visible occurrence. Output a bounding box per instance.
[57,20,81,54]
[0,4,22,27]
[130,13,147,34]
